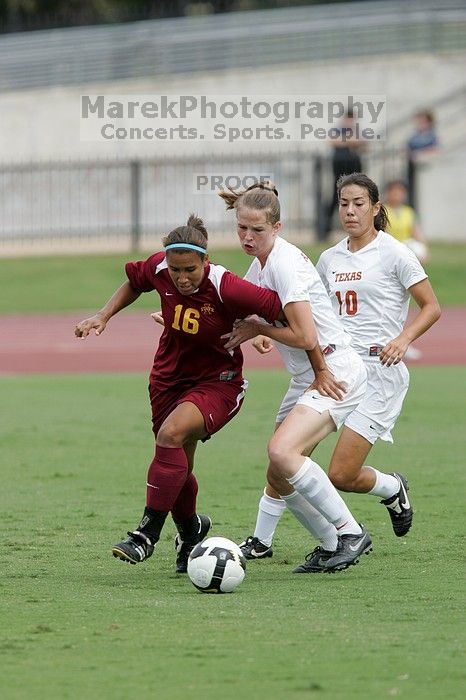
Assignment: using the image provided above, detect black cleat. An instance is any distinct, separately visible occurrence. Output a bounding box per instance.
[239,536,273,560]
[381,472,413,537]
[292,546,336,573]
[322,526,372,572]
[112,530,154,564]
[174,514,211,574]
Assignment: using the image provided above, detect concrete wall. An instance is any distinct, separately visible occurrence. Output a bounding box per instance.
[1,50,465,242]
[418,152,465,242]
[2,51,465,162]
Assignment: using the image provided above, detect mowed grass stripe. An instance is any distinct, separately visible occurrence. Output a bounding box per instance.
[0,368,464,700]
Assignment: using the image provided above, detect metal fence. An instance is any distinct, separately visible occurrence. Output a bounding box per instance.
[1,1,465,91]
[0,147,408,252]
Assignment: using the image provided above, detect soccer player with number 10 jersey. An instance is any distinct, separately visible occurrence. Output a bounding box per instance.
[237,174,440,571]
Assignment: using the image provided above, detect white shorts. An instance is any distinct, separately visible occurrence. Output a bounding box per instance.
[276,348,367,430]
[344,360,410,444]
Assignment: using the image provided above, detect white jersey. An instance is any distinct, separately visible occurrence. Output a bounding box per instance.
[244,236,351,377]
[316,230,427,359]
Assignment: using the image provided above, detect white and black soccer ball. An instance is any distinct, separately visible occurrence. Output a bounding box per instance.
[405,238,428,263]
[187,536,246,593]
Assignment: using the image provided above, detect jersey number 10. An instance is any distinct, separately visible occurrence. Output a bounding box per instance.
[335,290,358,316]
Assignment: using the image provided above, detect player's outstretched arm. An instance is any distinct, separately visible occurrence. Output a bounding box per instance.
[223,301,317,352]
[222,326,273,354]
[75,281,141,338]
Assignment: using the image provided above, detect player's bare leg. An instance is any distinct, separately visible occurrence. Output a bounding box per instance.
[329,427,413,536]
[328,427,375,493]
[239,421,285,559]
[240,413,339,560]
[267,406,371,572]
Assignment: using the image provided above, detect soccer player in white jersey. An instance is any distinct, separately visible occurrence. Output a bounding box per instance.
[220,182,372,573]
[235,174,441,573]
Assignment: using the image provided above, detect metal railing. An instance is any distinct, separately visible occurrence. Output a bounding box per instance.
[0,1,465,91]
[0,147,409,250]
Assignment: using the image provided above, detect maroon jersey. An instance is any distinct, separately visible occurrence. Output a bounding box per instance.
[125,252,281,388]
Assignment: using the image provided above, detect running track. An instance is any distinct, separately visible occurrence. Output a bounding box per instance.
[1,308,464,374]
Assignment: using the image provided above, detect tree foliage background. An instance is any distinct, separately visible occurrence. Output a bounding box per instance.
[0,0,366,33]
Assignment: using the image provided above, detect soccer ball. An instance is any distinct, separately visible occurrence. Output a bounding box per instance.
[187,536,246,593]
[405,238,428,263]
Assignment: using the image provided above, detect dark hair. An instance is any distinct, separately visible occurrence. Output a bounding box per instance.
[219,180,280,225]
[337,172,389,231]
[163,214,208,259]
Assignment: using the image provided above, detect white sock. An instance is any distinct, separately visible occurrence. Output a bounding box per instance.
[281,491,338,551]
[367,468,399,499]
[287,457,362,536]
[253,490,286,547]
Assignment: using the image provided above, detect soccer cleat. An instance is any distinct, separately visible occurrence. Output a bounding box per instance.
[322,526,372,572]
[174,514,212,574]
[381,472,413,537]
[112,530,154,564]
[239,536,273,560]
[292,546,336,573]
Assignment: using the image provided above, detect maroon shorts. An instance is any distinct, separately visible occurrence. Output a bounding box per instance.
[149,378,248,438]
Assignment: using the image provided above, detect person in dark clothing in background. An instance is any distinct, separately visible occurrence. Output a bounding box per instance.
[321,110,364,240]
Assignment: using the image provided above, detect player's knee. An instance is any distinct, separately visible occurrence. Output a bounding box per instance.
[266,464,282,493]
[265,483,281,499]
[329,464,354,492]
[267,435,288,469]
[156,421,186,448]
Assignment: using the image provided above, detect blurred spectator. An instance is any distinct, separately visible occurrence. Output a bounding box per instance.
[406,109,439,209]
[384,179,429,264]
[321,110,365,240]
[384,179,429,361]
[407,109,439,154]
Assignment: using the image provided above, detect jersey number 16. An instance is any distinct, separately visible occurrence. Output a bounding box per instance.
[172,304,200,334]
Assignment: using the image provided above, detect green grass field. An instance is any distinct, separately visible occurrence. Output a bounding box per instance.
[2,242,466,313]
[1,368,464,700]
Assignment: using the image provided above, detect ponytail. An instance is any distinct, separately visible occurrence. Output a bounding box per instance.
[219,180,280,225]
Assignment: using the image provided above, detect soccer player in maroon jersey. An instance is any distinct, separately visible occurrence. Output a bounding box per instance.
[75,215,286,573]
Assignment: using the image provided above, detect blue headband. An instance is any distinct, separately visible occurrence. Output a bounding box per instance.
[164,243,207,254]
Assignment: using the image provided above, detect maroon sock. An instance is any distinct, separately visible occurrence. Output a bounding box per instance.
[171,472,199,523]
[146,445,188,512]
